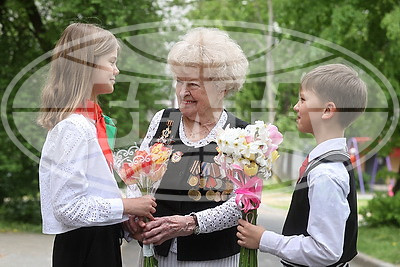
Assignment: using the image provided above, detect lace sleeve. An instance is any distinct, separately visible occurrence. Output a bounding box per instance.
[139,109,164,150]
[194,195,241,234]
[49,121,123,227]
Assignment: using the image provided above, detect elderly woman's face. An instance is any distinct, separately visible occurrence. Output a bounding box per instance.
[175,67,225,120]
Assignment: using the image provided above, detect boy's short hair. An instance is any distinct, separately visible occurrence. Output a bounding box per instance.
[301,64,367,128]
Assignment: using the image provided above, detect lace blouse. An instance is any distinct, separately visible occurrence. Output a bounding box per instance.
[39,114,127,234]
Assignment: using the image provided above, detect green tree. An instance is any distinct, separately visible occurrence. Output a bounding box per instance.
[183,0,399,183]
[0,0,165,221]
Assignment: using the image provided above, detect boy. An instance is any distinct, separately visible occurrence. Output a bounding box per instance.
[237,64,367,266]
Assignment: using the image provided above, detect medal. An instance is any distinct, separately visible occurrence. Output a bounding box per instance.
[171,151,183,163]
[201,162,211,177]
[199,177,207,188]
[188,175,199,187]
[205,177,217,188]
[206,190,215,201]
[188,189,201,201]
[214,178,223,189]
[221,190,232,201]
[210,163,221,178]
[190,160,201,175]
[214,191,221,202]
[225,188,233,194]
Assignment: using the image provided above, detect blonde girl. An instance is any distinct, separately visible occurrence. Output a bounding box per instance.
[38,23,156,267]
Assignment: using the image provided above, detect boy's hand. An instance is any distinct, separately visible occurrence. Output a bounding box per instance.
[122,195,157,220]
[237,218,266,249]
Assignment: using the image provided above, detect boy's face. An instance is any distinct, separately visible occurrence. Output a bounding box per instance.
[293,87,325,134]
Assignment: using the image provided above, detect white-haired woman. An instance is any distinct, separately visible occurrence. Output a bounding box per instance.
[130,27,249,266]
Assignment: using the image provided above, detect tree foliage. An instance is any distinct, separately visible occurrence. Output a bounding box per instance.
[0,0,164,211]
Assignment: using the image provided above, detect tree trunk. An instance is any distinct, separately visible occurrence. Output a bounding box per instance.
[19,0,51,52]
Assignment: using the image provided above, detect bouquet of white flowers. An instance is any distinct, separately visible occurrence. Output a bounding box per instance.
[215,121,283,267]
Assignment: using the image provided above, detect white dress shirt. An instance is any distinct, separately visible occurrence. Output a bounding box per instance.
[39,114,127,234]
[260,138,351,266]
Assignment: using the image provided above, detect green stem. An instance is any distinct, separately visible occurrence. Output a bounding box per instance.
[239,209,258,267]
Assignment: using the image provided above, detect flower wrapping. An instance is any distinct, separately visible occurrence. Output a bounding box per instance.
[114,142,173,267]
[215,121,283,267]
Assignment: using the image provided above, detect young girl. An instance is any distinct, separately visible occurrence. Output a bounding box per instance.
[37,23,156,267]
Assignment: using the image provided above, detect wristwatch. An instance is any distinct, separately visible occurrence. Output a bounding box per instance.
[189,212,200,235]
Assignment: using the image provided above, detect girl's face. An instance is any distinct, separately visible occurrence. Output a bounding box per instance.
[91,49,119,97]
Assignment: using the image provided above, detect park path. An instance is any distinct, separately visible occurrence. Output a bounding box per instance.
[0,194,395,266]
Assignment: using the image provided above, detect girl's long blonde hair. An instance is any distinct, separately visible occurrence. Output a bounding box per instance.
[37,23,119,130]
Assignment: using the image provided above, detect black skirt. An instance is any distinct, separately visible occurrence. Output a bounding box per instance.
[53,223,123,267]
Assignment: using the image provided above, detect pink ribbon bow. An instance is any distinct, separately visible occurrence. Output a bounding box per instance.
[222,162,263,213]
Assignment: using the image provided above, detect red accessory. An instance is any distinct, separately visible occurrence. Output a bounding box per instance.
[297,156,309,183]
[75,100,114,170]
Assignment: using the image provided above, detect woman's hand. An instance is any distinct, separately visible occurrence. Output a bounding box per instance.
[142,215,196,245]
[122,195,157,220]
[237,219,266,249]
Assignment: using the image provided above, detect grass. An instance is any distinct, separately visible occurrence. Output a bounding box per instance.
[0,220,42,233]
[358,225,400,264]
[262,187,371,211]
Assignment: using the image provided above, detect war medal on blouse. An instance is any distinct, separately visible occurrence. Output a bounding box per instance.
[157,120,174,145]
[171,151,183,163]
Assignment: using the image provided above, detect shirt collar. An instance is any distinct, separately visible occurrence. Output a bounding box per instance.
[308,138,347,162]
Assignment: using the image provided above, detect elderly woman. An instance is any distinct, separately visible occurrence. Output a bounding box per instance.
[136,27,249,266]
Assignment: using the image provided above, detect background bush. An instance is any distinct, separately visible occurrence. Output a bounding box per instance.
[0,195,41,224]
[360,192,400,227]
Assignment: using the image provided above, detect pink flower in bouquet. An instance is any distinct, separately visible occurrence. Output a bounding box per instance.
[245,135,254,144]
[114,142,172,191]
[120,162,139,185]
[264,125,283,157]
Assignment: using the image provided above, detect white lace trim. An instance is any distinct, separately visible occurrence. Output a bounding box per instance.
[179,111,228,148]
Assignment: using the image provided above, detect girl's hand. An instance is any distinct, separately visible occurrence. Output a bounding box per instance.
[237,218,266,249]
[123,216,146,241]
[122,195,156,220]
[141,215,196,245]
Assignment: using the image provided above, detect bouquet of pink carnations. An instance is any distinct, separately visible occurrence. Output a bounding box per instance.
[215,121,283,267]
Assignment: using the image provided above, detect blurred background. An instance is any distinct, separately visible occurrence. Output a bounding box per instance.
[0,0,399,264]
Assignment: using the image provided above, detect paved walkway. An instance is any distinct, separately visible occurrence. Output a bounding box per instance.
[0,204,285,267]
[0,195,396,266]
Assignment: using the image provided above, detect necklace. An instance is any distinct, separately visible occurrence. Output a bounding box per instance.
[184,120,217,141]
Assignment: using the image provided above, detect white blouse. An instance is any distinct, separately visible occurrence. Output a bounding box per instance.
[39,114,127,234]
